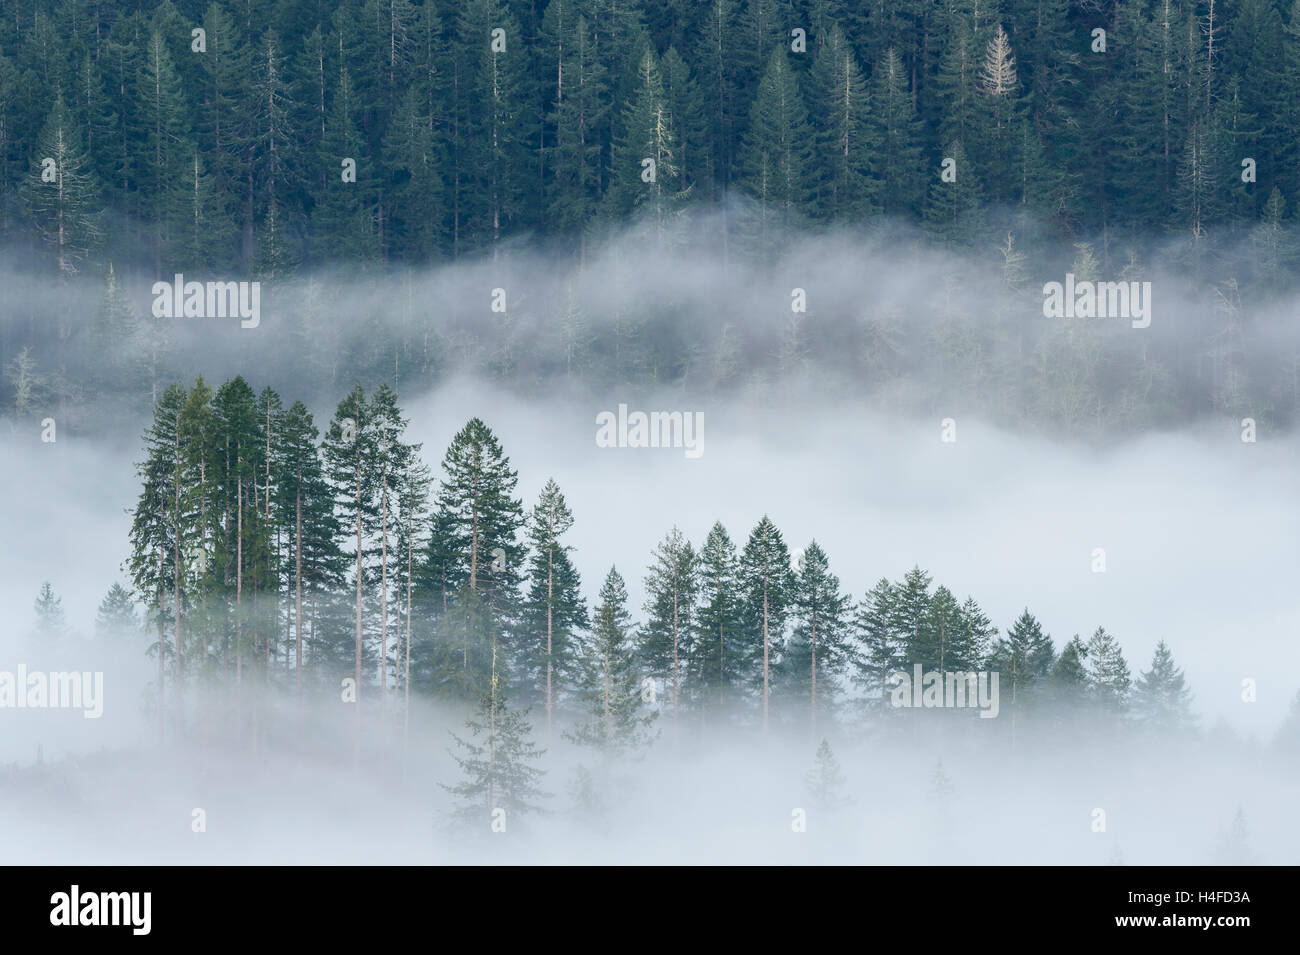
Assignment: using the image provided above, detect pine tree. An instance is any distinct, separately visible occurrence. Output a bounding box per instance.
[1050,634,1090,716]
[136,29,194,274]
[382,85,444,262]
[369,383,420,704]
[91,263,139,368]
[924,139,985,245]
[699,0,744,209]
[195,1,246,258]
[127,383,188,734]
[986,608,1054,721]
[315,68,379,263]
[660,46,706,204]
[974,24,1023,205]
[569,566,656,755]
[890,565,933,665]
[934,0,982,152]
[1085,626,1132,720]
[779,540,851,730]
[610,47,682,239]
[95,583,139,640]
[321,384,379,700]
[852,577,906,717]
[517,478,588,739]
[639,526,698,719]
[1173,119,1224,258]
[211,377,271,701]
[739,49,813,248]
[442,644,549,827]
[1133,639,1195,732]
[432,418,525,693]
[277,400,344,689]
[690,521,744,715]
[804,738,848,809]
[808,27,878,220]
[869,46,923,217]
[738,515,794,729]
[178,147,222,270]
[455,0,536,253]
[27,93,102,274]
[542,3,609,239]
[33,582,67,639]
[243,30,298,270]
[394,441,432,719]
[1251,187,1295,292]
[958,596,996,669]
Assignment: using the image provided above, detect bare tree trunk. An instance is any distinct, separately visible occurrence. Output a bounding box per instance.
[295,483,303,698]
[810,610,817,737]
[173,415,182,740]
[671,588,679,721]
[546,539,553,747]
[157,542,165,744]
[403,494,413,778]
[762,584,769,732]
[236,474,243,742]
[354,459,363,764]
[380,466,389,708]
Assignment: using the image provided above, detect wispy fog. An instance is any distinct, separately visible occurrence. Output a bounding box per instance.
[2,220,1298,863]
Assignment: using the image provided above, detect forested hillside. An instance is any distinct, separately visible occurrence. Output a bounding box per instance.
[4,1,1300,437]
[27,373,1295,810]
[1,0,1296,267]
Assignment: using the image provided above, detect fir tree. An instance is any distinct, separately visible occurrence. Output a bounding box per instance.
[27,93,102,274]
[804,738,848,810]
[33,582,67,639]
[869,46,923,217]
[690,521,744,715]
[737,515,794,728]
[779,540,851,730]
[321,384,379,699]
[1133,639,1195,732]
[568,566,656,755]
[95,583,139,639]
[517,478,588,739]
[739,49,813,248]
[639,526,698,719]
[1085,626,1133,720]
[442,643,549,827]
[986,608,1054,719]
[808,27,877,221]
[432,418,525,694]
[277,400,345,688]
[852,577,906,717]
[611,47,682,239]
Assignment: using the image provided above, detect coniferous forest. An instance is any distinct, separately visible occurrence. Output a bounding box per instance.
[1,0,1299,875]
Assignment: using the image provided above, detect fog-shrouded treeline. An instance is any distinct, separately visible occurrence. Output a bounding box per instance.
[4,0,1300,270]
[7,0,1300,444]
[13,374,1293,823]
[5,215,1300,448]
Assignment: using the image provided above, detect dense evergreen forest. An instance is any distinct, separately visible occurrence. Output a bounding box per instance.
[19,375,1296,817]
[4,0,1300,266]
[4,0,1300,436]
[2,1,1297,848]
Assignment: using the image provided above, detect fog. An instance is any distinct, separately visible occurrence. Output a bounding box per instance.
[2,218,1298,864]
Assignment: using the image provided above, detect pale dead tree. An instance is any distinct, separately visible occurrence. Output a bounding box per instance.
[978,25,1017,100]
